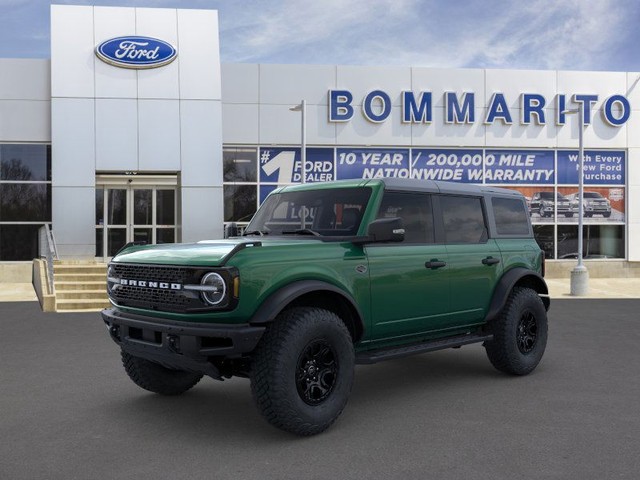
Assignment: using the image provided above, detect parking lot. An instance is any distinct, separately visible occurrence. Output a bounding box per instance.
[1,299,639,480]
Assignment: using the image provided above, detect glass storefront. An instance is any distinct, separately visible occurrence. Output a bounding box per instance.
[0,144,52,260]
[223,146,627,260]
[95,175,177,258]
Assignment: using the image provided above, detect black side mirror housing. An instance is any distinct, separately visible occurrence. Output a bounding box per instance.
[225,222,239,238]
[360,217,405,244]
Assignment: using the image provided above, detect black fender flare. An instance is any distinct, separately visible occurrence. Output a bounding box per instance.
[249,280,365,341]
[485,268,550,322]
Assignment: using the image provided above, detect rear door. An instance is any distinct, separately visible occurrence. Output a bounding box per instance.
[436,194,503,326]
[366,191,450,342]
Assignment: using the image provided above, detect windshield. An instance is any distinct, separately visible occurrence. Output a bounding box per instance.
[245,187,372,236]
[539,192,567,200]
[584,192,604,199]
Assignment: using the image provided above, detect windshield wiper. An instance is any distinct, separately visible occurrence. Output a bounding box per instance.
[243,230,269,236]
[282,228,321,237]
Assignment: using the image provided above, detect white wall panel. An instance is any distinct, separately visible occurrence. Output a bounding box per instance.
[221,64,259,104]
[556,109,627,148]
[51,5,94,98]
[138,99,180,171]
[178,9,221,100]
[51,98,95,187]
[136,8,179,99]
[95,99,137,170]
[628,148,640,186]
[52,187,95,245]
[259,64,335,106]
[336,66,410,107]
[485,108,557,148]
[411,107,485,147]
[222,103,259,144]
[411,67,485,108]
[259,104,302,145]
[306,105,336,145]
[0,100,51,142]
[181,186,223,242]
[336,106,412,146]
[485,69,556,109]
[628,223,640,261]
[180,100,222,187]
[93,6,137,99]
[0,59,50,100]
[625,72,640,105]
[557,71,627,111]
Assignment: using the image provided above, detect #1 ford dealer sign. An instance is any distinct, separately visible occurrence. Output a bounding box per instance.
[95,36,177,69]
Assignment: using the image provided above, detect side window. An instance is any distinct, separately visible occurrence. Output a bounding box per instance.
[376,192,434,243]
[440,195,486,244]
[492,197,530,235]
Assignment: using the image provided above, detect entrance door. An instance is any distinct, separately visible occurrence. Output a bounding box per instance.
[95,176,177,259]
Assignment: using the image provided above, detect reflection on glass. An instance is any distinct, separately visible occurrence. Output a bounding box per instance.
[533,225,555,260]
[223,148,257,182]
[156,228,175,244]
[156,190,175,225]
[95,188,104,225]
[133,189,152,225]
[107,228,127,256]
[107,189,126,225]
[0,144,51,181]
[0,184,51,222]
[557,225,624,259]
[0,224,41,260]
[224,185,257,222]
[95,228,104,257]
[133,228,152,244]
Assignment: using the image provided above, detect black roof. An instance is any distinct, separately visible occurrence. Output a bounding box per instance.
[377,178,522,197]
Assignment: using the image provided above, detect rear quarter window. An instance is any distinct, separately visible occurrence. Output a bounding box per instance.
[492,197,530,235]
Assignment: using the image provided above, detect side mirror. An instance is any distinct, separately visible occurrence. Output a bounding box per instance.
[365,217,405,243]
[225,222,239,238]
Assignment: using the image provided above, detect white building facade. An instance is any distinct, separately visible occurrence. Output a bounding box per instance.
[0,5,639,278]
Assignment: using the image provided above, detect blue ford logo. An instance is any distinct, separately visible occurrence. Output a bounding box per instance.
[95,36,177,69]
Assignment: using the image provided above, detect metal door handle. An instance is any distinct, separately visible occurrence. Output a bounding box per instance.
[482,257,500,266]
[425,260,446,269]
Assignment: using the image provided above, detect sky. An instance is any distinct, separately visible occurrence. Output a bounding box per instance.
[1,0,639,72]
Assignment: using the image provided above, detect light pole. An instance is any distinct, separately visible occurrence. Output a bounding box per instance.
[289,100,306,184]
[562,104,589,295]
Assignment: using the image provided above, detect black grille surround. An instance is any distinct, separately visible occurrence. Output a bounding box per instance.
[108,262,238,313]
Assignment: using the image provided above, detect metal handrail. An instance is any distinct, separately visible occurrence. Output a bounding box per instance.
[38,224,58,294]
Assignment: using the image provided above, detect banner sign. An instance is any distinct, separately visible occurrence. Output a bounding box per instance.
[260,147,334,183]
[557,150,625,185]
[484,150,555,184]
[336,148,410,179]
[410,149,483,183]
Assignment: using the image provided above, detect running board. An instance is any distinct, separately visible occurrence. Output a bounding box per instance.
[355,333,493,365]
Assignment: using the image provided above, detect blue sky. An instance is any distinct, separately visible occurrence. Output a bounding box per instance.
[1,0,639,71]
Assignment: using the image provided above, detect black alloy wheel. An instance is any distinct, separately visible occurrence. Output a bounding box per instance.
[516,311,538,354]
[296,339,338,405]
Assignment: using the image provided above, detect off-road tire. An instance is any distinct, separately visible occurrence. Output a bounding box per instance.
[250,307,355,436]
[121,351,203,395]
[485,287,548,375]
[603,212,611,218]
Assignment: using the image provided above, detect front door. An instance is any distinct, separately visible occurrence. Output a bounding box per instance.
[95,176,177,259]
[366,191,450,343]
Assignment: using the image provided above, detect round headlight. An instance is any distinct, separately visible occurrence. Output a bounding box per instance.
[201,272,226,305]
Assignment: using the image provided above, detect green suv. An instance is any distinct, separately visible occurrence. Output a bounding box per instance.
[102,179,550,435]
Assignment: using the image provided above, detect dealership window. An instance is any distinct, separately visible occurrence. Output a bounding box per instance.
[223,147,258,230]
[222,145,626,260]
[0,144,52,261]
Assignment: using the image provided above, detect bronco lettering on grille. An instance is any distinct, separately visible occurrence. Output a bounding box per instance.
[119,279,182,290]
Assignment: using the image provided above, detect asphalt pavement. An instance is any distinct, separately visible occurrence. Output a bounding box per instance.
[1,300,639,480]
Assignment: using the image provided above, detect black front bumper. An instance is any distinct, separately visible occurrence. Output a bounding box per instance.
[101,308,265,379]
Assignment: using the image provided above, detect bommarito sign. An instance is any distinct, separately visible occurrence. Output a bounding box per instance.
[328,90,631,127]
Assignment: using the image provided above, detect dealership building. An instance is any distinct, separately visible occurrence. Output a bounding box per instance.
[1,4,640,282]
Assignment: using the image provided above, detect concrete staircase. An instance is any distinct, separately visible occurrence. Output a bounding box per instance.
[53,261,110,312]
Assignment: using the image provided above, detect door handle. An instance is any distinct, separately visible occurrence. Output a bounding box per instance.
[425,260,446,269]
[482,257,500,266]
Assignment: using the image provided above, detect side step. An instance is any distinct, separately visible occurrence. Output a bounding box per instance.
[355,332,493,365]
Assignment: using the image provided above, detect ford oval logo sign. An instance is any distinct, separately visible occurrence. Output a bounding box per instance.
[95,36,177,69]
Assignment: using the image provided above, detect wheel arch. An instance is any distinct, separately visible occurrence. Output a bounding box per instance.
[249,280,365,343]
[485,267,550,322]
